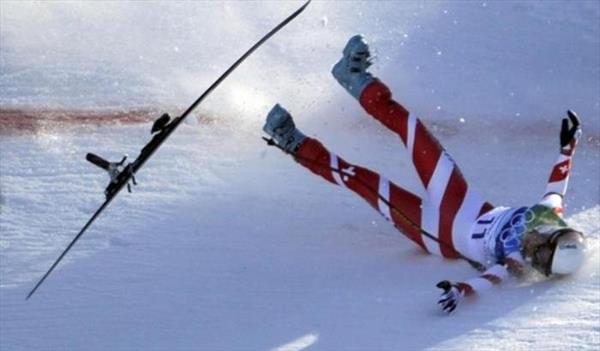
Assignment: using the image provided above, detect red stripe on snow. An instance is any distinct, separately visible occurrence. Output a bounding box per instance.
[0,108,157,134]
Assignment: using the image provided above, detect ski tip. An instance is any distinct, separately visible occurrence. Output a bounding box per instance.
[300,0,312,11]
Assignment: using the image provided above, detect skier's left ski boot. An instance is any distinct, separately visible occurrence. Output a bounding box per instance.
[263,104,306,154]
[331,34,375,100]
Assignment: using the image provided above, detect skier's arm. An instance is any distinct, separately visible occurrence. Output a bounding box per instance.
[437,253,525,313]
[539,111,581,214]
[458,257,522,295]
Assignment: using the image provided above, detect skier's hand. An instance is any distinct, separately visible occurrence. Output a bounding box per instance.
[437,280,461,314]
[560,110,582,152]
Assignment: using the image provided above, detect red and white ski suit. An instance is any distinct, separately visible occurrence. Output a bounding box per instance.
[293,79,576,297]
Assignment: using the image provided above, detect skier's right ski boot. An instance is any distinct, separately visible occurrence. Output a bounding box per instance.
[263,104,306,154]
[332,35,375,100]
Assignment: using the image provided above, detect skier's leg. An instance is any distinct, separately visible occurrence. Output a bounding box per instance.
[264,104,428,251]
[332,35,494,258]
[295,137,428,251]
[360,76,495,259]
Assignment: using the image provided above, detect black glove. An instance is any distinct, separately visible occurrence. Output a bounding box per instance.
[560,110,581,149]
[437,280,461,314]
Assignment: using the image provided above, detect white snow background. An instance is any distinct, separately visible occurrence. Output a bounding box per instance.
[1,1,599,350]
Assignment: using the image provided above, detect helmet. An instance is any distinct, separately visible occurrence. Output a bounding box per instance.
[531,228,586,276]
[550,229,586,275]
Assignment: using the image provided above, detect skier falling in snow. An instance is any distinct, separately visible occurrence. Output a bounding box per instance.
[262,35,586,313]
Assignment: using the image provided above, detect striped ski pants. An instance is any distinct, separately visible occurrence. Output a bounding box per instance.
[294,80,494,258]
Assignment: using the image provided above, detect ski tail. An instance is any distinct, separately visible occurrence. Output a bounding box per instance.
[86,153,110,171]
[26,198,113,300]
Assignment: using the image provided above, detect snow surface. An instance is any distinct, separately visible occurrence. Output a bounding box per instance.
[1,1,599,350]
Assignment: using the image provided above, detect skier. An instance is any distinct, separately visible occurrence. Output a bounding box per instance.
[262,35,586,313]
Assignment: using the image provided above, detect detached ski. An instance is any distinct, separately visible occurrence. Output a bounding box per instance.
[26,0,312,300]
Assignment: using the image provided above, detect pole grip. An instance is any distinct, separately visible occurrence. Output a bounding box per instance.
[86,153,110,171]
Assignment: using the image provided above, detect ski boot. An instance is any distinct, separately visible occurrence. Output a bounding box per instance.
[263,104,306,154]
[331,34,375,99]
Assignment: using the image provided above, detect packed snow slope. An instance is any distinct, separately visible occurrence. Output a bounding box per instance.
[1,1,599,350]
